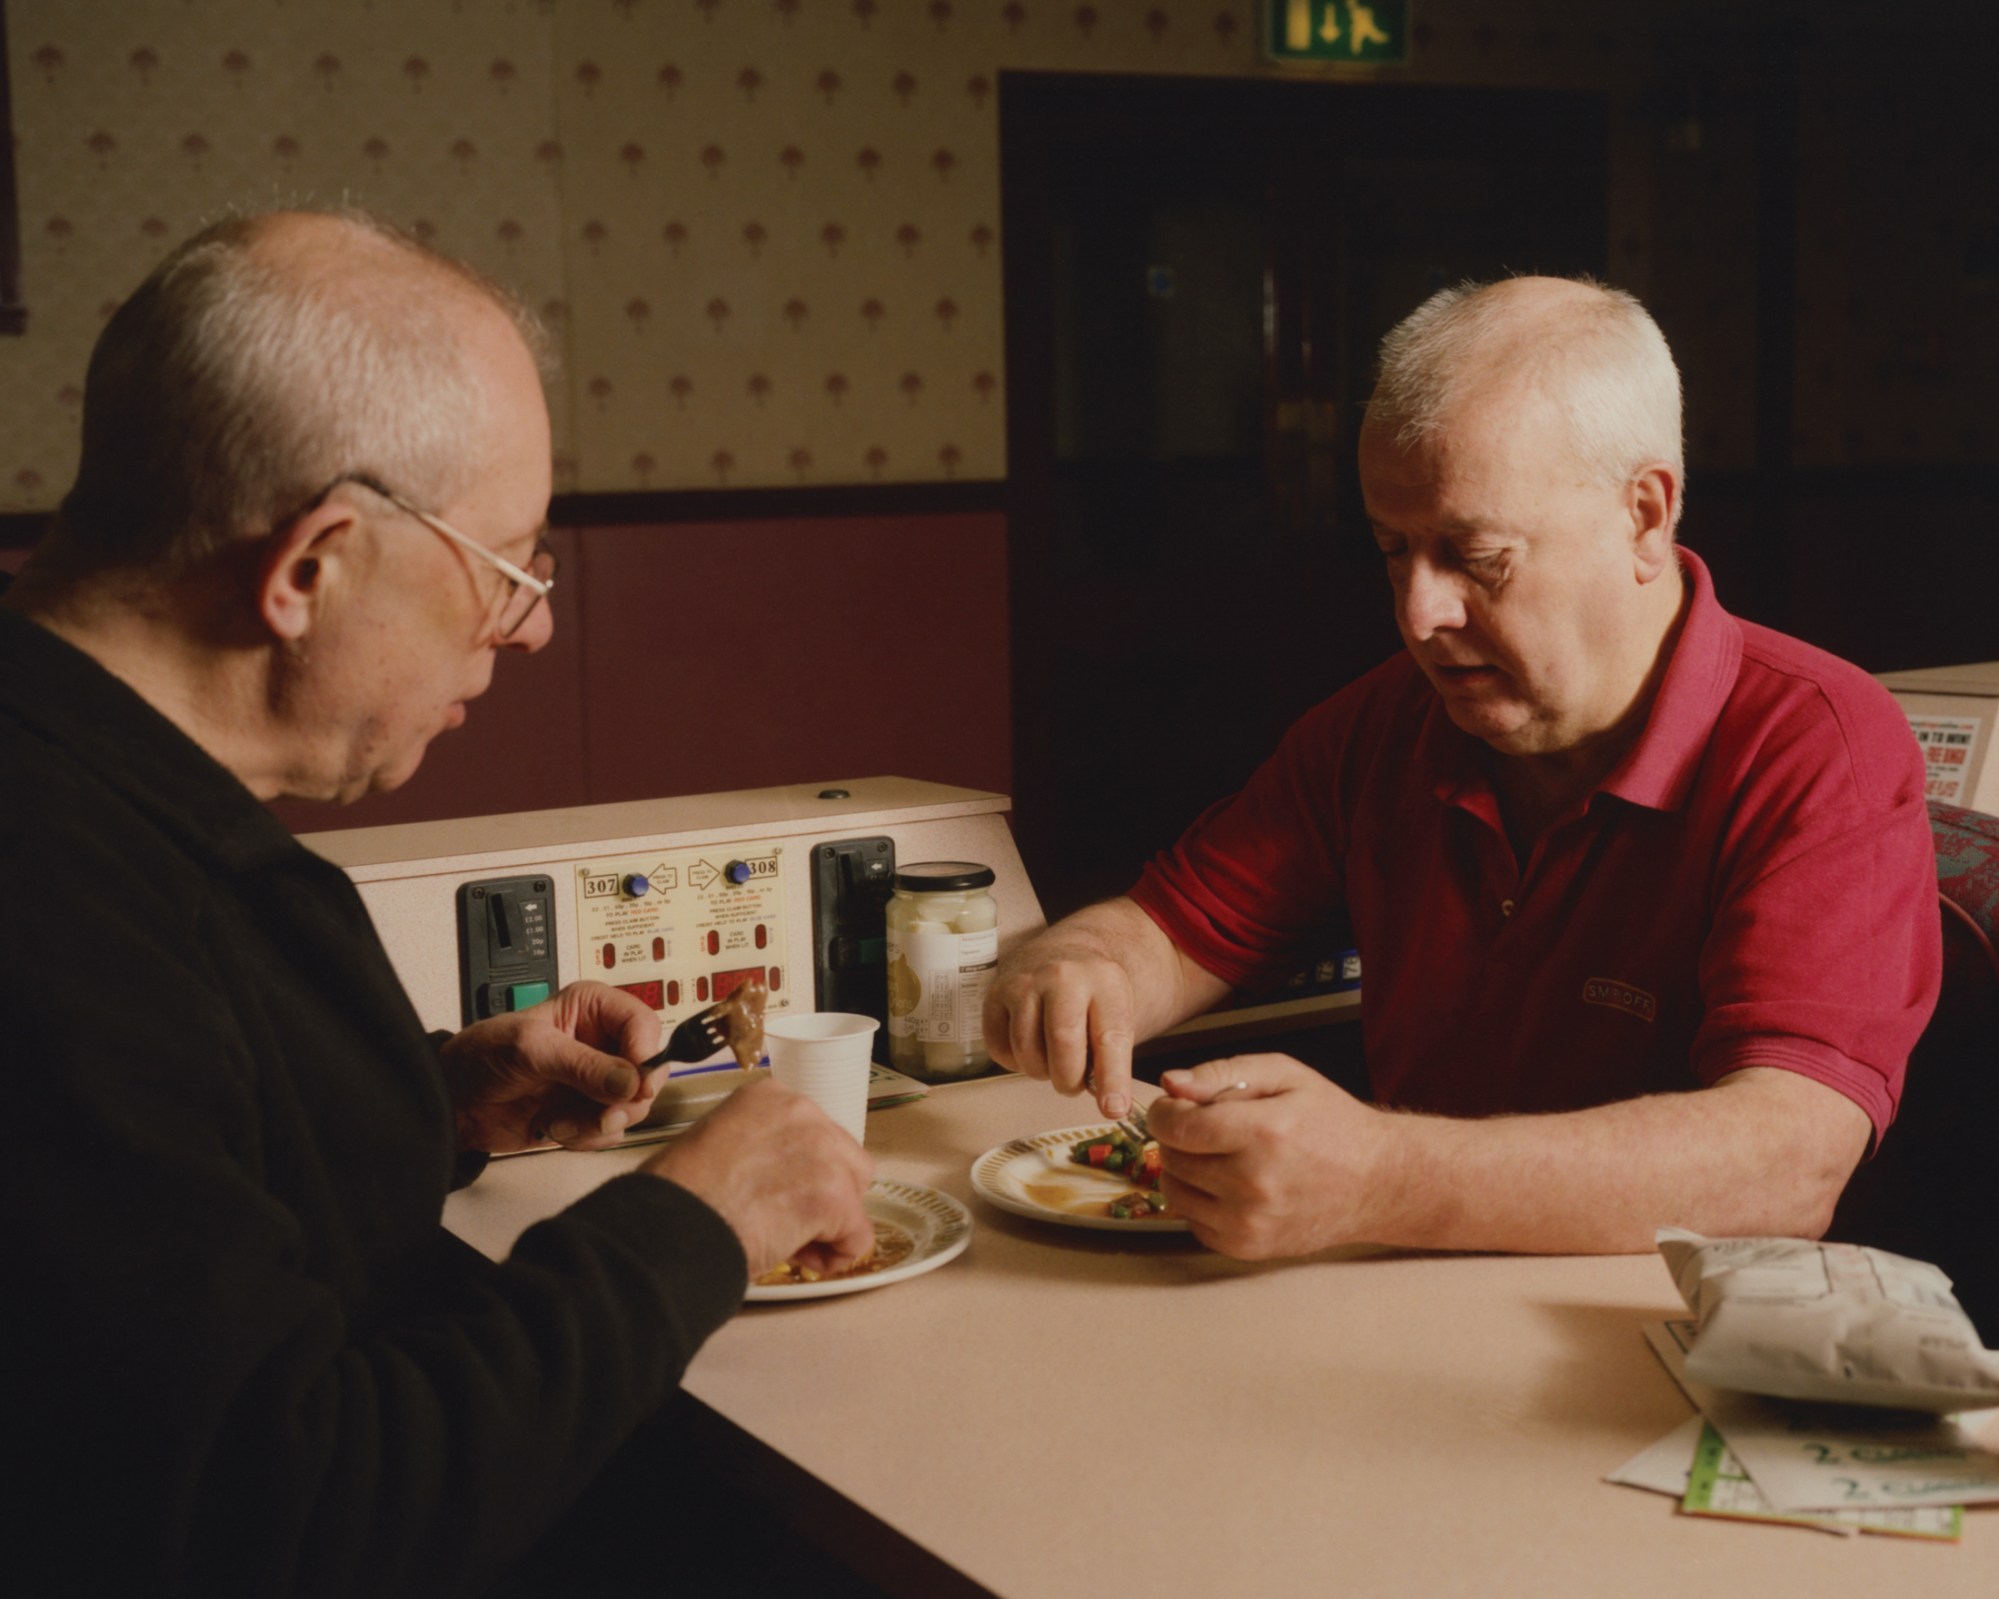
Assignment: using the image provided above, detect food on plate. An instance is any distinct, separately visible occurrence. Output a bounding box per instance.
[1068,1130,1168,1220]
[1105,1188,1169,1221]
[1069,1130,1162,1183]
[754,1220,915,1287]
[717,973,768,1070]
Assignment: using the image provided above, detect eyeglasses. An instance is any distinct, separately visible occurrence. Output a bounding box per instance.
[331,471,556,640]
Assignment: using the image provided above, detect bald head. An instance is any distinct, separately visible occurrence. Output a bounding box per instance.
[1364,276,1683,513]
[51,209,546,577]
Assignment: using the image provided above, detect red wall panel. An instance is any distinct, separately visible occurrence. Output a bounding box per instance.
[271,509,1010,833]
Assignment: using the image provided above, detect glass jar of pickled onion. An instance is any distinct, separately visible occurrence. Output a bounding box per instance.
[884,861,999,1081]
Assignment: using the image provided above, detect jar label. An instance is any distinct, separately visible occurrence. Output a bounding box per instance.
[886,925,999,1043]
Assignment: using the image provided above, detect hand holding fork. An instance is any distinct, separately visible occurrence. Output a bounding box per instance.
[1106,1077,1249,1149]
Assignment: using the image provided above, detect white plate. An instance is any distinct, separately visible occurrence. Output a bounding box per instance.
[744,1179,973,1302]
[970,1126,1189,1233]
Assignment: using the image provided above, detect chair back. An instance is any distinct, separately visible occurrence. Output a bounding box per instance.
[1830,801,1999,1337]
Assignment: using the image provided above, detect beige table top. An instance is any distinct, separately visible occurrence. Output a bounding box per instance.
[445,1074,1997,1597]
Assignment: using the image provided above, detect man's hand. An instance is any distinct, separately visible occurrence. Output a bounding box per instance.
[982,897,1230,1122]
[1146,1055,1398,1259]
[1147,1058,1874,1259]
[440,981,663,1153]
[642,1077,876,1280]
[984,946,1141,1118]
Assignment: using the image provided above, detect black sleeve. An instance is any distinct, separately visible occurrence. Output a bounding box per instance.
[1,812,747,1598]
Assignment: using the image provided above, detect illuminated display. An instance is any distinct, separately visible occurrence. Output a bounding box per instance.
[574,842,792,1033]
[712,966,766,1003]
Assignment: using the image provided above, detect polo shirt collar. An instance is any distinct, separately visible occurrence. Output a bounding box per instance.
[0,599,306,873]
[1597,546,1743,813]
[1419,545,1743,818]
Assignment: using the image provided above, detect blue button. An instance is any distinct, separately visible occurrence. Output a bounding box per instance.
[725,861,751,884]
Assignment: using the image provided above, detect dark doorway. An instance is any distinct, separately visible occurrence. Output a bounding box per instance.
[1001,72,1608,918]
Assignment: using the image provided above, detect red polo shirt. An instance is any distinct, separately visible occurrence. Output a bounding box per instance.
[1130,550,1940,1138]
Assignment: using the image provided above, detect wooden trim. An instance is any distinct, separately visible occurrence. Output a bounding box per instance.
[1,481,1009,548]
[8,468,1993,552]
[548,480,1005,527]
[1752,26,1802,481]
[0,0,23,335]
[1691,466,1999,499]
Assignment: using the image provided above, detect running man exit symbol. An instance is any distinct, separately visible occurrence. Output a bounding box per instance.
[1267,0,1410,64]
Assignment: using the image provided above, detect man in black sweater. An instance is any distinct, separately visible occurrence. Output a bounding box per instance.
[0,211,875,1596]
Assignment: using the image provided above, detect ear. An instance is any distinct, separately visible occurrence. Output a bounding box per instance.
[1627,463,1680,584]
[256,499,357,643]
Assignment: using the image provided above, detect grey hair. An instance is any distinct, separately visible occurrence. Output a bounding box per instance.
[1365,276,1684,507]
[52,208,547,574]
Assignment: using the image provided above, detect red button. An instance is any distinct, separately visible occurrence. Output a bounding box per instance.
[754,924,768,949]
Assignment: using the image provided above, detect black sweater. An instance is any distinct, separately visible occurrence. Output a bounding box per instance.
[0,596,746,1596]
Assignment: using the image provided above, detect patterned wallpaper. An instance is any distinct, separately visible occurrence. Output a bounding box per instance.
[3,2,1988,514]
[0,0,1629,511]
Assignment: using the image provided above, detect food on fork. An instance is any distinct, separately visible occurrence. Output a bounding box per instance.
[716,974,768,1070]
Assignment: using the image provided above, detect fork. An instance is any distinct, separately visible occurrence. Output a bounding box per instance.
[537,1000,740,1147]
[637,998,740,1072]
[1086,1068,1152,1147]
[1115,1079,1249,1146]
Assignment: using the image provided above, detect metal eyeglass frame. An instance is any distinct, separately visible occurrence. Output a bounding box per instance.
[329,471,556,639]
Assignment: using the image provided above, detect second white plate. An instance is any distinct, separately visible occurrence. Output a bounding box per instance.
[970,1126,1189,1233]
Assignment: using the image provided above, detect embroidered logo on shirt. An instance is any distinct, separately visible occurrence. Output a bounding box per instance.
[1582,977,1656,1023]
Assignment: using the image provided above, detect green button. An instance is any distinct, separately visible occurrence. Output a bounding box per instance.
[507,981,552,1011]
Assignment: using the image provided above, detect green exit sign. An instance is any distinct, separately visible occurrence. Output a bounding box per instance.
[1266,0,1411,66]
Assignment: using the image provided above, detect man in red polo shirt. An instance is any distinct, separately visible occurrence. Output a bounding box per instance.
[985,276,1940,1259]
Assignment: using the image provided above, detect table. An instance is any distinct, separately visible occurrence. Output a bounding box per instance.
[444,1074,1996,1597]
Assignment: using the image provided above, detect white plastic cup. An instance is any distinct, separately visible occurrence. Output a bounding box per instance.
[763,1012,878,1143]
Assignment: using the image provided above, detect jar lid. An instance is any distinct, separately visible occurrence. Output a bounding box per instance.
[894,860,995,892]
